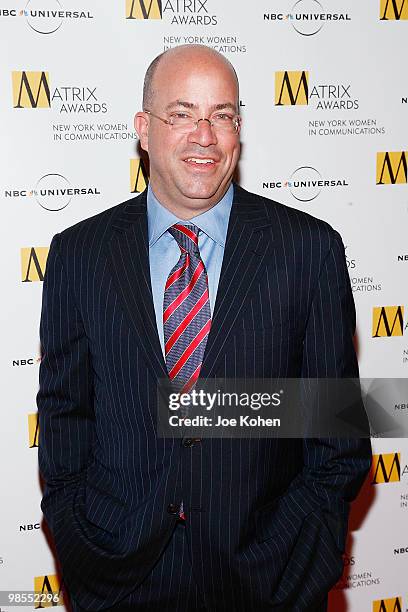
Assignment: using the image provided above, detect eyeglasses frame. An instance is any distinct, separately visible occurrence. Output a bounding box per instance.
[143,109,241,133]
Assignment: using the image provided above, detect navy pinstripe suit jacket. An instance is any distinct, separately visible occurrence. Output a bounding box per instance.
[37,184,371,611]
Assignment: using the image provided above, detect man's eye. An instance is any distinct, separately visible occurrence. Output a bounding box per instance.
[214,113,233,121]
[171,112,191,119]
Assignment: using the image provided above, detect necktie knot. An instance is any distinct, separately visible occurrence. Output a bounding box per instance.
[168,223,200,255]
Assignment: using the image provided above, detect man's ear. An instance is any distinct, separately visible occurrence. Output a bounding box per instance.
[134,112,149,152]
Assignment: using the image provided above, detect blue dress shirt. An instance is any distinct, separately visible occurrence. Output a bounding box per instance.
[147,184,233,357]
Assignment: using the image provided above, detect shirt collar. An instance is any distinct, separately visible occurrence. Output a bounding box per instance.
[147,183,233,248]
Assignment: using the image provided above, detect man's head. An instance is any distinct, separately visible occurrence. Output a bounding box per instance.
[135,45,241,219]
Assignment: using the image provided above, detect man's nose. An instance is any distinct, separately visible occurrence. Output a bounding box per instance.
[187,118,218,146]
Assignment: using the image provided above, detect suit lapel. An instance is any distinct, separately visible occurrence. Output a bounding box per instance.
[200,185,274,378]
[106,190,168,381]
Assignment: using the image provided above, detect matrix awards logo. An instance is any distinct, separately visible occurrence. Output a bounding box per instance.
[263,166,348,202]
[5,173,101,210]
[369,451,408,507]
[334,559,381,590]
[275,71,309,106]
[28,413,39,448]
[371,453,401,484]
[130,158,149,193]
[376,152,407,185]
[372,306,405,337]
[126,0,162,19]
[12,71,108,113]
[12,71,50,108]
[33,574,64,607]
[346,246,383,293]
[0,0,94,34]
[380,0,408,19]
[275,70,358,109]
[126,0,217,25]
[21,247,49,282]
[264,0,351,36]
[373,596,403,611]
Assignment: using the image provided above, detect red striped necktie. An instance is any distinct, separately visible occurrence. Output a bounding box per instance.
[164,224,211,521]
[163,223,211,395]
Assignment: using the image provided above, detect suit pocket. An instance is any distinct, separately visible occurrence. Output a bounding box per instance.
[84,483,128,535]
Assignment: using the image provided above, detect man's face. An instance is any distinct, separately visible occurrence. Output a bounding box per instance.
[135,50,241,216]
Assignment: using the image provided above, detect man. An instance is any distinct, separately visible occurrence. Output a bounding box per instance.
[37,45,371,611]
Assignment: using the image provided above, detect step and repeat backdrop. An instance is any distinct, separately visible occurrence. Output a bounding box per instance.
[1,1,407,610]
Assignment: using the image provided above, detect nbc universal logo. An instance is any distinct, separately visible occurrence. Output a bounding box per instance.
[264,0,351,36]
[4,173,101,211]
[125,0,218,25]
[263,166,348,203]
[0,0,93,34]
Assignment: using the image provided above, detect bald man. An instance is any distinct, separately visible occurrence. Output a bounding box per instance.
[37,45,371,611]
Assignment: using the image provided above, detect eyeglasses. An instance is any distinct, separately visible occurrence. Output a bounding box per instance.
[143,109,241,134]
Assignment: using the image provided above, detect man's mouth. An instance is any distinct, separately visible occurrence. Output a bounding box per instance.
[184,157,216,165]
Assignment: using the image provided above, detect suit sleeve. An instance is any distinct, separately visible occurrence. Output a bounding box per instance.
[264,228,372,609]
[294,228,372,552]
[37,233,95,533]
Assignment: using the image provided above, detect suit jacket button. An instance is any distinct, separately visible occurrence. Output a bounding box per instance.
[167,503,179,515]
[182,438,202,447]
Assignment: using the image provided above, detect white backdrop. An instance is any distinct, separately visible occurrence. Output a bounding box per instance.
[1,1,407,610]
